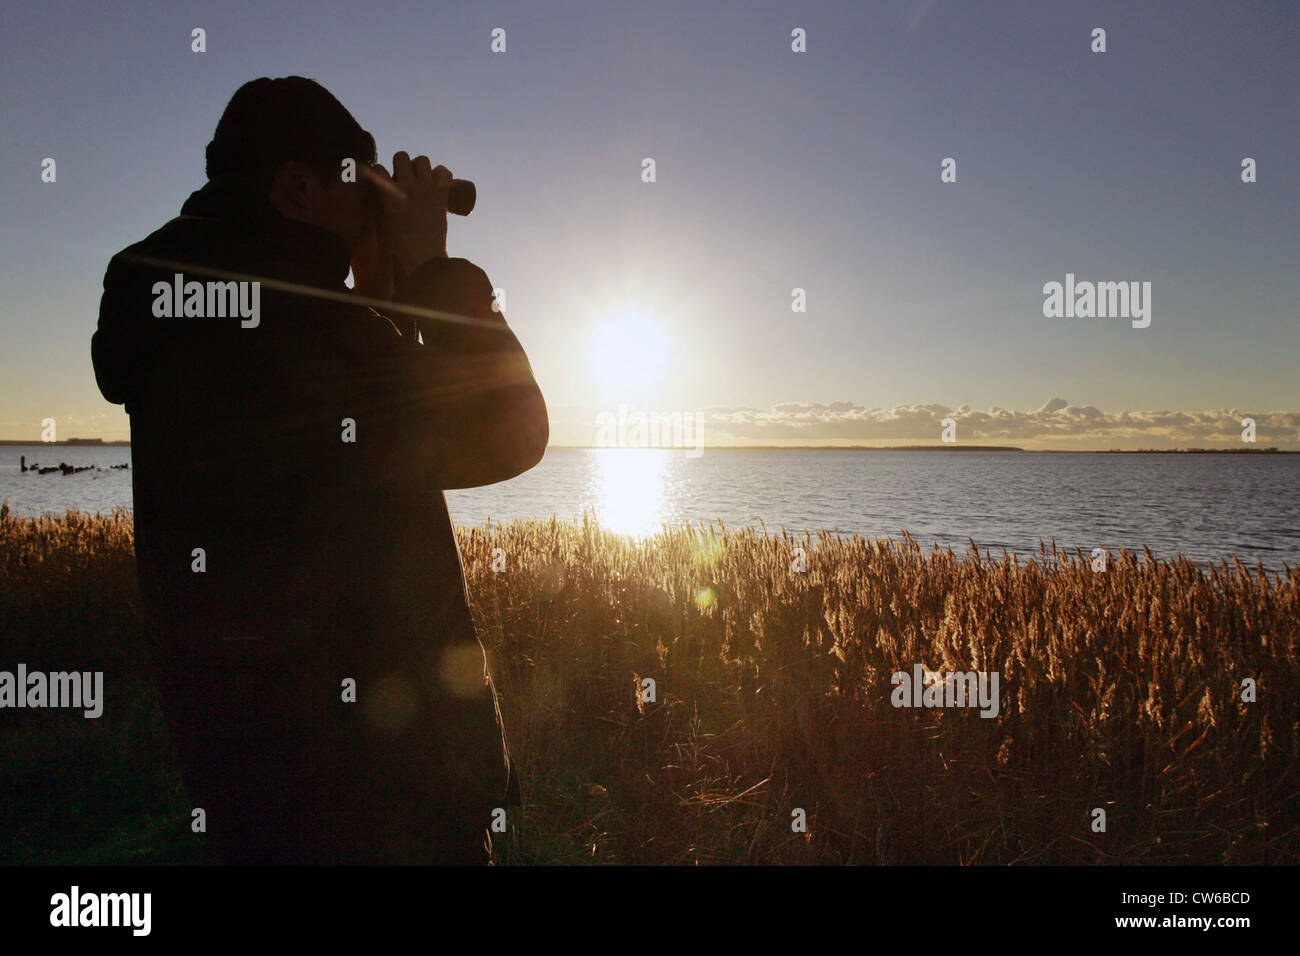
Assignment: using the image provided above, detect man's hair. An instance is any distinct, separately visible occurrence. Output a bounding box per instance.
[204,76,376,196]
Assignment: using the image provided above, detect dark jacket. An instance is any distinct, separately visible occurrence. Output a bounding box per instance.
[91,177,545,862]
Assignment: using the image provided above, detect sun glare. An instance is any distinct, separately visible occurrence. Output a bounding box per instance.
[589,313,670,390]
[588,448,670,537]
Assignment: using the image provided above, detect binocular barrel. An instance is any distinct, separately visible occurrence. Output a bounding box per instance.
[448,179,476,216]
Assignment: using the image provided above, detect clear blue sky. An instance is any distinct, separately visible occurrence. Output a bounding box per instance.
[2,0,1297,447]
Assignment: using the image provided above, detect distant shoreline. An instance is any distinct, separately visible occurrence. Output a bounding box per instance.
[1,440,1295,454]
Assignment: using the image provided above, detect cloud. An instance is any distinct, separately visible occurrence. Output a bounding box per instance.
[683,400,1300,448]
[1037,397,1069,415]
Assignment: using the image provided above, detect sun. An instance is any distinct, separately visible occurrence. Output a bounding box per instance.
[589,312,670,390]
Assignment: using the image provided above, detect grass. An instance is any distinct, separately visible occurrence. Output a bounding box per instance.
[1,501,1297,864]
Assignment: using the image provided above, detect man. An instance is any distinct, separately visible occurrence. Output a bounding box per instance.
[91,77,547,863]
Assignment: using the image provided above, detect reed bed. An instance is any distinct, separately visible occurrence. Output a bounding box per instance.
[2,502,1296,864]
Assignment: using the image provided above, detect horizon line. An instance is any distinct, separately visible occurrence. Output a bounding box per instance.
[2,440,1296,454]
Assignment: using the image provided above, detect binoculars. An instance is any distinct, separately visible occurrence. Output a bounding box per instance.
[362,172,475,216]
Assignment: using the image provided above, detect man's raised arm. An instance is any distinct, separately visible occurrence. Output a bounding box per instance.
[389,256,548,489]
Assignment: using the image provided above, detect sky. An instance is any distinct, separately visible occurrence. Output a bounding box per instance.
[1,0,1297,449]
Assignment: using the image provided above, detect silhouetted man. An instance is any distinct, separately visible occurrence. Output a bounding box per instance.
[91,77,546,863]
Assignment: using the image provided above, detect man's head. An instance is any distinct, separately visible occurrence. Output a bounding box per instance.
[205,77,379,251]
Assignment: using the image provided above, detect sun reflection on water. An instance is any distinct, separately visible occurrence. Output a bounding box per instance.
[586,448,672,538]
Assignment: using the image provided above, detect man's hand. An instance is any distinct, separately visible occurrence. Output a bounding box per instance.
[372,152,452,276]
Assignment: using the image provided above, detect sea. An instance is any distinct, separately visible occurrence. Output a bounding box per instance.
[2,444,1297,574]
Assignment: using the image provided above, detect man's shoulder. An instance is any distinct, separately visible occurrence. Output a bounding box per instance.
[101,217,406,353]
[107,213,236,272]
[102,216,237,304]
